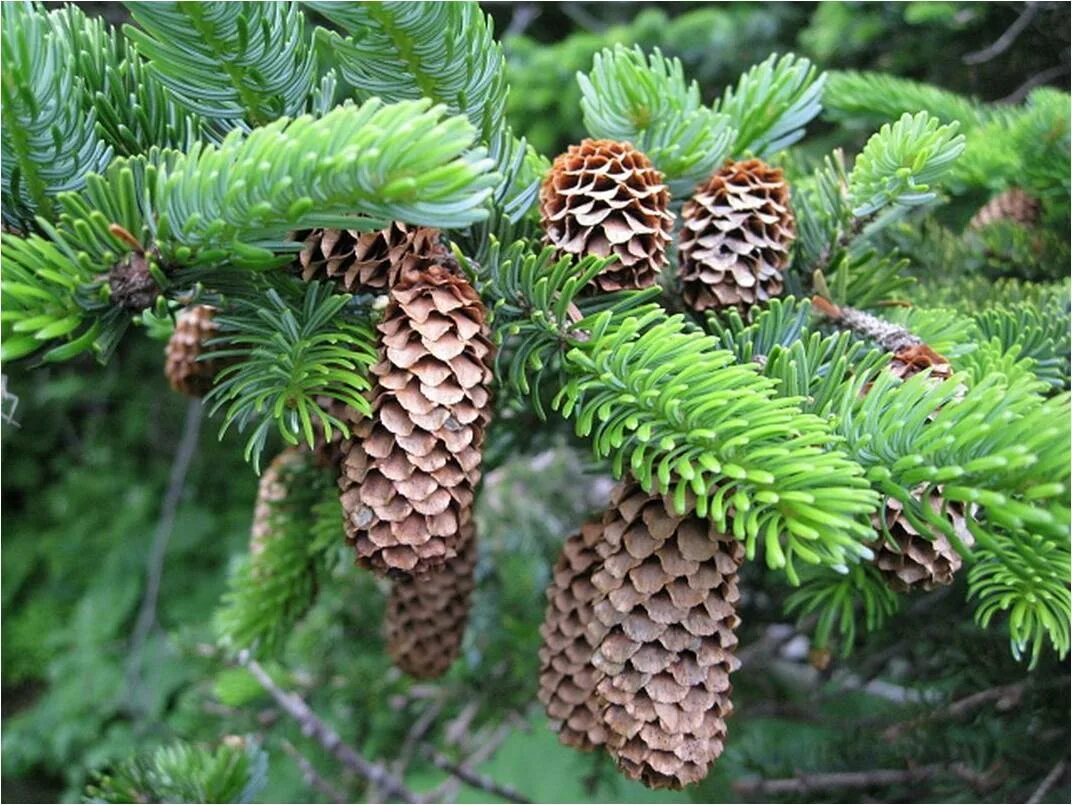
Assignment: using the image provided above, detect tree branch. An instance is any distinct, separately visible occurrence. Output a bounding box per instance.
[1027,758,1067,804]
[238,652,421,804]
[280,738,347,804]
[423,746,530,804]
[963,2,1040,65]
[126,399,204,716]
[734,764,945,797]
[882,680,1027,741]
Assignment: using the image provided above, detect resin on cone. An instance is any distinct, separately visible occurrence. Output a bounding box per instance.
[165,304,223,398]
[385,525,477,678]
[540,139,673,292]
[338,264,494,576]
[678,159,795,312]
[589,481,744,790]
[538,521,608,751]
[871,492,974,593]
[297,222,451,293]
[968,187,1040,231]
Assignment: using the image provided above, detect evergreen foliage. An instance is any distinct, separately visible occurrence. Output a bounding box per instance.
[1,3,1068,802]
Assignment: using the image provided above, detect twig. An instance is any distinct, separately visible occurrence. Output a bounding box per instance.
[429,718,519,802]
[999,63,1070,105]
[1027,758,1067,804]
[238,652,421,804]
[126,399,204,715]
[280,739,347,804]
[734,764,946,796]
[423,747,530,804]
[504,3,539,38]
[963,2,1039,64]
[882,680,1027,741]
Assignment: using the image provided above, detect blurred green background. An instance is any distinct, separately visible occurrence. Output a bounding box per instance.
[4,2,1070,802]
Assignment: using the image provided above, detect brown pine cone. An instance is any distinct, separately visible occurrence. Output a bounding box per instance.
[165,304,223,398]
[338,264,494,576]
[870,492,974,593]
[968,187,1040,231]
[538,521,608,751]
[589,481,744,790]
[385,525,478,678]
[540,139,673,293]
[250,447,308,557]
[678,159,795,312]
[296,222,451,293]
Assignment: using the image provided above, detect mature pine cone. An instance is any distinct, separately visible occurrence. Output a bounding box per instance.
[870,492,975,593]
[540,139,673,292]
[678,159,795,312]
[538,521,608,751]
[589,481,744,790]
[297,222,451,293]
[338,264,494,576]
[968,187,1041,231]
[250,447,307,557]
[385,525,477,678]
[165,305,223,398]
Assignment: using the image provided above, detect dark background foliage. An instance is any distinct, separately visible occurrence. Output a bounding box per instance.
[4,3,1070,803]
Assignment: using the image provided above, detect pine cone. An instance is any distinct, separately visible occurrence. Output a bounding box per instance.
[338,264,494,576]
[250,448,308,557]
[678,159,795,312]
[385,525,477,678]
[164,305,222,398]
[296,222,452,293]
[870,492,975,593]
[589,481,744,790]
[968,187,1040,231]
[538,521,608,751]
[540,139,673,292]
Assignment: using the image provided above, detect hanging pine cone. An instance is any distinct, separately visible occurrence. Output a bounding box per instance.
[589,481,744,790]
[538,521,608,751]
[296,222,452,293]
[678,159,796,312]
[250,447,307,557]
[540,139,673,292]
[164,305,223,398]
[338,264,494,576]
[385,525,477,678]
[968,187,1041,231]
[870,492,974,593]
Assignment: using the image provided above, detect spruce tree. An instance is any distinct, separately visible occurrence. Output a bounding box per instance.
[2,2,1068,801]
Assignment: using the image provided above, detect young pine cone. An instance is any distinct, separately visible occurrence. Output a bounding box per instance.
[338,264,494,576]
[164,304,223,398]
[385,526,477,678]
[538,521,608,752]
[250,447,309,557]
[589,481,744,790]
[540,139,673,292]
[968,187,1040,231]
[678,159,795,312]
[871,492,974,593]
[296,222,451,293]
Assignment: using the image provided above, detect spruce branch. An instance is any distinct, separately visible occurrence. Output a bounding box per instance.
[124,1,316,126]
[1,1,112,228]
[577,45,734,194]
[713,53,826,157]
[208,282,377,470]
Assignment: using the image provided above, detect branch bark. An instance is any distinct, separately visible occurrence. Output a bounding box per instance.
[963,2,1040,64]
[238,653,421,804]
[734,764,945,796]
[1027,758,1067,804]
[423,747,530,804]
[280,739,347,804]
